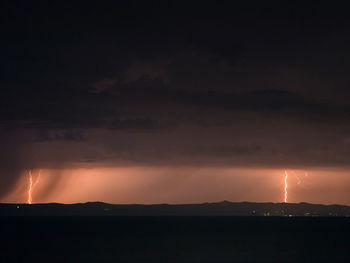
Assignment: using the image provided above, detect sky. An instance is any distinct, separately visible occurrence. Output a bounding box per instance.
[1,1,350,205]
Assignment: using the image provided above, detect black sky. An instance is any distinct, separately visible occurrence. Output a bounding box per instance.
[1,1,350,199]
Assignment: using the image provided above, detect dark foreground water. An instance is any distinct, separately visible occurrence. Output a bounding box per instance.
[1,216,349,263]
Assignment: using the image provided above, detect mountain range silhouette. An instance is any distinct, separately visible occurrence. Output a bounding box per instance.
[1,201,350,216]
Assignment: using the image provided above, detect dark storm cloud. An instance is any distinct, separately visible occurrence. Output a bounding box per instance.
[196,143,263,156]
[0,82,162,131]
[110,77,350,124]
[2,0,350,197]
[35,129,86,142]
[2,1,350,127]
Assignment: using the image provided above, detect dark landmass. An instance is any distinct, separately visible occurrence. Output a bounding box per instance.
[1,201,350,216]
[1,216,350,262]
[2,202,350,262]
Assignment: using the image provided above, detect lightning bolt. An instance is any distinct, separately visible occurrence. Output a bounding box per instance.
[27,170,41,204]
[284,170,288,203]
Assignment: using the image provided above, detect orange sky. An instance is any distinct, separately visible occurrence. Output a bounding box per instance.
[3,166,350,205]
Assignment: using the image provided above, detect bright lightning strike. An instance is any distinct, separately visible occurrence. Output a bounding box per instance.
[284,170,288,203]
[27,170,41,204]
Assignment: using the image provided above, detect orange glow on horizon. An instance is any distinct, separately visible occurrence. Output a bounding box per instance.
[1,166,347,206]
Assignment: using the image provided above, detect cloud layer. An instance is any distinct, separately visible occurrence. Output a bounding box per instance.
[2,1,350,198]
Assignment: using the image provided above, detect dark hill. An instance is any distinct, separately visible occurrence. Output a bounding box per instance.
[1,201,350,216]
